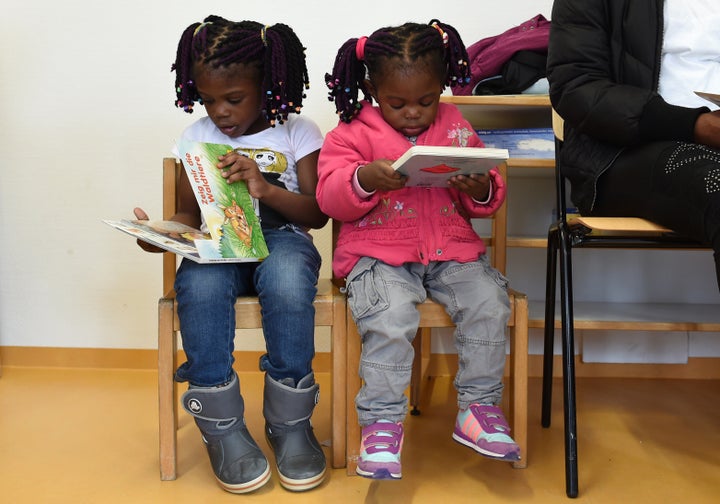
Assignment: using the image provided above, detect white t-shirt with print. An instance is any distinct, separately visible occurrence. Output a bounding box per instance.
[172,114,323,229]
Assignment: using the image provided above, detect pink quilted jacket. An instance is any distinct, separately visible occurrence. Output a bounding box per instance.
[317,102,506,279]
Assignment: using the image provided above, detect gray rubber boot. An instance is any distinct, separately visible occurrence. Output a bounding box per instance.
[182,373,270,493]
[263,372,327,491]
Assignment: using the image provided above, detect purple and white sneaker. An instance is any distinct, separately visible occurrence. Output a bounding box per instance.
[356,420,404,479]
[452,404,520,461]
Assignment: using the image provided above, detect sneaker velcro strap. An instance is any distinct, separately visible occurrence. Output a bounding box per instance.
[469,404,511,434]
[361,422,403,455]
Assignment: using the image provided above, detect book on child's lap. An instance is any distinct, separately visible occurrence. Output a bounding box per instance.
[392,145,509,187]
[104,140,269,263]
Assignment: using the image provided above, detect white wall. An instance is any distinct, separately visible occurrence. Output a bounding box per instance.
[6,0,719,362]
[0,0,555,350]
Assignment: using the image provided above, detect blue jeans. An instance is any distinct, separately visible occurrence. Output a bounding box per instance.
[174,227,321,387]
[346,257,510,426]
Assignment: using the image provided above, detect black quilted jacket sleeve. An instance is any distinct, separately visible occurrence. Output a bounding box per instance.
[547,0,703,146]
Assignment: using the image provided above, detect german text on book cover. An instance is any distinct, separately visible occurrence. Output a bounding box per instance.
[177,140,269,261]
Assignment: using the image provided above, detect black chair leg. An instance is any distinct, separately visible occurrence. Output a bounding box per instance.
[542,226,559,427]
[558,226,579,498]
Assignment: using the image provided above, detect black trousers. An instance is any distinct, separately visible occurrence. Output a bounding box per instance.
[591,141,720,290]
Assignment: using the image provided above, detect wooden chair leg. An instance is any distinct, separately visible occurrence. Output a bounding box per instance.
[510,293,529,469]
[346,306,362,475]
[158,298,178,481]
[410,328,432,415]
[330,295,347,469]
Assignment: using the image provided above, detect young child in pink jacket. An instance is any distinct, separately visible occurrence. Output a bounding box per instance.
[317,19,520,480]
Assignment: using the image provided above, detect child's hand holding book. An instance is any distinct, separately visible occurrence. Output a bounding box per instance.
[357,160,408,193]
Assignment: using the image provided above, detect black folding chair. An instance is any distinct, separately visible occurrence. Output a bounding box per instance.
[543,110,709,498]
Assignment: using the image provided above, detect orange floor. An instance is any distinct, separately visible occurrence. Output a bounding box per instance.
[0,366,719,503]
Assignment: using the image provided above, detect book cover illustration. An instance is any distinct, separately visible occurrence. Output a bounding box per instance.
[392,145,509,187]
[177,140,270,261]
[476,128,555,159]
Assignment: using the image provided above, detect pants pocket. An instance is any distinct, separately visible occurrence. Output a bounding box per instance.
[346,257,390,320]
[478,255,509,290]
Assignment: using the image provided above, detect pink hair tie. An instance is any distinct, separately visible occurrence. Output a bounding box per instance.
[355,36,368,61]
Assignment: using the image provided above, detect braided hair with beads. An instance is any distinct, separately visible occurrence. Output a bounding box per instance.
[325,19,471,123]
[171,15,310,126]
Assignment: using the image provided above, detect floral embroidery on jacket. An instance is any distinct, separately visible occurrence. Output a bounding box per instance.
[447,124,474,147]
[356,197,417,228]
[440,201,457,217]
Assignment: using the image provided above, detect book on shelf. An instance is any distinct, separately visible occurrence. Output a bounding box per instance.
[105,140,269,263]
[475,128,555,159]
[392,145,509,187]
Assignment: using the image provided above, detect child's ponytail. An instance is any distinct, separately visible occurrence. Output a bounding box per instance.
[261,23,311,126]
[172,22,202,113]
[325,19,471,124]
[325,38,372,123]
[427,19,471,88]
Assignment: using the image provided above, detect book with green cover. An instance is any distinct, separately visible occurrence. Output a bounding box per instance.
[105,141,269,263]
[176,140,269,261]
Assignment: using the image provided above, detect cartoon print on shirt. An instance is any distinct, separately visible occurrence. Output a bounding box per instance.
[231,148,288,175]
[235,147,287,173]
[252,150,283,172]
[232,147,290,217]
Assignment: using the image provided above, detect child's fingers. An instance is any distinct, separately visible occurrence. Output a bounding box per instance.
[217,151,245,170]
[133,207,149,220]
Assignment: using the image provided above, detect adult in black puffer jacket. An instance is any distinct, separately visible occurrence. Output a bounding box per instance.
[547,0,720,289]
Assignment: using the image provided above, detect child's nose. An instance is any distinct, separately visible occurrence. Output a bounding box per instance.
[405,107,421,119]
[215,104,231,117]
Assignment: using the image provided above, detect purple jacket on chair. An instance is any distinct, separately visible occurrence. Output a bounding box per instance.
[453,14,550,96]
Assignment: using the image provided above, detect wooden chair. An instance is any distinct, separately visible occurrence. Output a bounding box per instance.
[341,164,530,474]
[157,158,347,480]
[543,111,710,497]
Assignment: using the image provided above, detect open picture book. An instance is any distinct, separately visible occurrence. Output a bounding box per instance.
[392,145,509,187]
[105,140,269,263]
